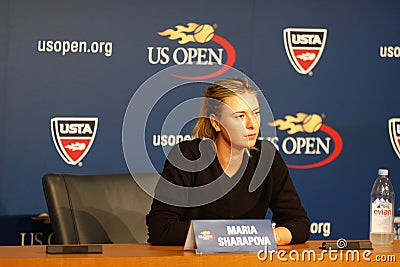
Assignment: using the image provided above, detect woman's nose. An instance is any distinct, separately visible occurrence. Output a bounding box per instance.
[246,113,258,128]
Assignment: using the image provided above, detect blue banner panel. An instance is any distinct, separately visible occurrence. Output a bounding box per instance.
[1,0,400,245]
[0,215,53,246]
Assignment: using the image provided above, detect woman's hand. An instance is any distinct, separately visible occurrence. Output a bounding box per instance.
[273,226,292,245]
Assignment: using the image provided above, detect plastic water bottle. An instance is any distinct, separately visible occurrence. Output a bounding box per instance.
[370,169,395,244]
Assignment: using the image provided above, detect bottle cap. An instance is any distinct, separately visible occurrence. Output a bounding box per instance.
[378,169,389,176]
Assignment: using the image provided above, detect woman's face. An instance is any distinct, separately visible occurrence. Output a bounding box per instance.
[212,92,260,150]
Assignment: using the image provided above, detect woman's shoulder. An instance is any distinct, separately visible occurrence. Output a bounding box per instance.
[176,138,201,147]
[252,139,284,166]
[255,139,289,171]
[254,139,278,152]
[169,138,214,159]
[175,138,201,152]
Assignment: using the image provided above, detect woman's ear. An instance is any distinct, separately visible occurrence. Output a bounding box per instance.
[210,114,221,132]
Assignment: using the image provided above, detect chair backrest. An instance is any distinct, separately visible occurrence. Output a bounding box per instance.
[42,173,156,244]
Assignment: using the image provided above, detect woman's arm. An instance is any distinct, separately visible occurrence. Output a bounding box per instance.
[146,198,190,245]
[269,150,310,244]
[146,142,195,245]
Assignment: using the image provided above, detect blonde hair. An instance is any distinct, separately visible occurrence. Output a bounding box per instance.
[192,78,257,139]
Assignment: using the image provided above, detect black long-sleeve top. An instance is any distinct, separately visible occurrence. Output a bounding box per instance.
[146,139,310,245]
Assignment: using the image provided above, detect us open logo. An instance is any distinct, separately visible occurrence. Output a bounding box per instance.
[198,230,215,241]
[51,117,98,165]
[267,112,342,169]
[283,28,327,75]
[147,22,236,80]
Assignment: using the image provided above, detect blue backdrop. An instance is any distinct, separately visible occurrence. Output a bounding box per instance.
[1,0,400,245]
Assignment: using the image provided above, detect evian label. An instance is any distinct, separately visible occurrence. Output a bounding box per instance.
[371,198,393,233]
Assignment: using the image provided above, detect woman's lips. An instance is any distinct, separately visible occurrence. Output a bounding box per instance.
[247,133,257,139]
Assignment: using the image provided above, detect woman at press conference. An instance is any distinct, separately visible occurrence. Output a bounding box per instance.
[146,78,310,246]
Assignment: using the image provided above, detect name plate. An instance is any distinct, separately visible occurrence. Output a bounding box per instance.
[184,219,277,253]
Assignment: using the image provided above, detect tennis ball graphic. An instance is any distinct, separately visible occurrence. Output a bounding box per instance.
[193,24,215,43]
[302,114,322,133]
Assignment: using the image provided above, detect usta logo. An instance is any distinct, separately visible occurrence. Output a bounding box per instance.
[283,28,327,75]
[59,123,93,134]
[388,118,400,159]
[51,117,98,166]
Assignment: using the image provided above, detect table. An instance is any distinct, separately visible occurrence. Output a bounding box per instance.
[0,240,398,266]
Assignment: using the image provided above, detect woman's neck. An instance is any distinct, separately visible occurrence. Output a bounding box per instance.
[214,137,245,178]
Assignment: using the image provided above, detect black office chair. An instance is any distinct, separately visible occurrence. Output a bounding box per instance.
[42,173,156,244]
